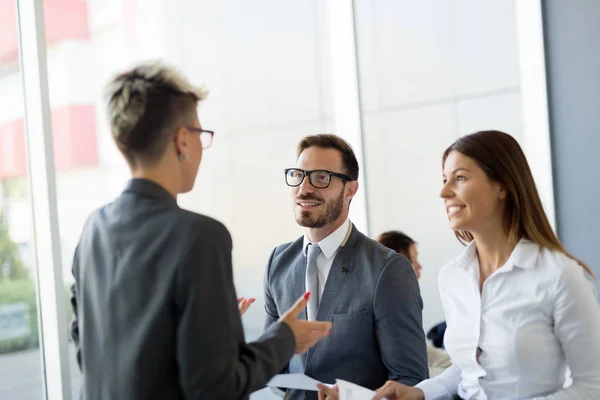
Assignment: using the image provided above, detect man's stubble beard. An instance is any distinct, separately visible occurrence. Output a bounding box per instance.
[294,189,344,228]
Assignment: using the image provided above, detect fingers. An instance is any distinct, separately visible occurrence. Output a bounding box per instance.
[371,381,397,400]
[237,297,256,316]
[317,388,326,400]
[280,295,333,354]
[307,322,332,346]
[281,292,311,320]
[317,384,337,393]
[371,390,391,400]
[293,321,333,353]
[306,321,333,335]
[317,384,338,400]
[237,297,256,305]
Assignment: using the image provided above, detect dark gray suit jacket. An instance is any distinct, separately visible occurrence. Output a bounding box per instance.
[70,178,295,400]
[264,224,428,399]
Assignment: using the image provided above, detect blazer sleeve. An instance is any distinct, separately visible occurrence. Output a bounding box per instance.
[175,220,295,399]
[373,255,429,385]
[263,247,290,377]
[70,245,81,370]
[263,247,280,330]
[69,282,81,369]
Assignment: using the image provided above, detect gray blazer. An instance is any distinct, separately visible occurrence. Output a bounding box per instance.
[264,224,428,399]
[70,178,295,400]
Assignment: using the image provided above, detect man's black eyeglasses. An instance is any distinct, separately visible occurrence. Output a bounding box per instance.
[284,168,352,189]
[185,127,214,149]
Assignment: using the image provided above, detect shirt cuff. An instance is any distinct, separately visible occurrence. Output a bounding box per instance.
[416,378,454,400]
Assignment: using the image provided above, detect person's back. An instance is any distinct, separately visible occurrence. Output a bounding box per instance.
[73,179,229,399]
[70,61,332,400]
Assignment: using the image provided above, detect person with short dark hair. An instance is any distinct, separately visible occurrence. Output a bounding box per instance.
[265,134,429,400]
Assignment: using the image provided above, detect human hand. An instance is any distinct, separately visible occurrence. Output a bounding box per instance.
[371,381,424,400]
[237,297,255,316]
[279,292,332,354]
[317,383,338,400]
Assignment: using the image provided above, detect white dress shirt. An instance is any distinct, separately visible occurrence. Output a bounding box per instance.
[302,218,351,300]
[417,239,600,399]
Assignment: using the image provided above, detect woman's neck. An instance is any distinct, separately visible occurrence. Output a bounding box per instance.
[472,227,517,287]
[131,164,181,199]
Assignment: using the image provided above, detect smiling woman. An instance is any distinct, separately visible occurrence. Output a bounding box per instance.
[441,150,507,239]
[442,131,593,279]
[360,130,600,400]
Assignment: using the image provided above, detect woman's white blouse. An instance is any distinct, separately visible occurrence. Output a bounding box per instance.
[416,239,600,399]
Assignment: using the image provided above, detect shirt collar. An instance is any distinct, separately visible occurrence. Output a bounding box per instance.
[124,178,178,208]
[505,238,539,270]
[454,238,539,272]
[302,219,351,259]
[454,240,479,271]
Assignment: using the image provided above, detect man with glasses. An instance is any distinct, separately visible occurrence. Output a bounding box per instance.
[263,134,429,399]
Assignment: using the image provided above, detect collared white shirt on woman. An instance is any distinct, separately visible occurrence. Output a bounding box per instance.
[416,239,600,399]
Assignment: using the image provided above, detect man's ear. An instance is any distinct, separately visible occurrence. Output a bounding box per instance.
[173,126,188,156]
[345,180,359,201]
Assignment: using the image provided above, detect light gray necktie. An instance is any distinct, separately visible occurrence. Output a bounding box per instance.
[305,243,322,321]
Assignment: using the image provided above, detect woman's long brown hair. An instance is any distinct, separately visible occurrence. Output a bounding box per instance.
[443,130,595,278]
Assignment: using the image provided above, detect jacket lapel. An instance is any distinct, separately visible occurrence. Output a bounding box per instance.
[304,226,358,368]
[315,246,355,321]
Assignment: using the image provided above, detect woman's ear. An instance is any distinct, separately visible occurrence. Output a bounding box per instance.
[498,185,507,200]
[173,127,188,157]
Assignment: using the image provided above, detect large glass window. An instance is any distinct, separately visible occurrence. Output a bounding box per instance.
[2,0,560,398]
[353,0,525,332]
[39,0,333,398]
[0,2,44,399]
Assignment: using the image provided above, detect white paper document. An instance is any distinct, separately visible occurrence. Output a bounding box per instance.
[336,379,377,400]
[266,373,334,391]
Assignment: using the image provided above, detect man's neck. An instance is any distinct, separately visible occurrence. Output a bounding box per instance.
[305,217,348,243]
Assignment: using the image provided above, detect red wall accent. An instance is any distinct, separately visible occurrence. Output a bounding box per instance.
[0,117,26,178]
[52,105,98,170]
[0,0,90,64]
[0,104,98,179]
[0,0,19,64]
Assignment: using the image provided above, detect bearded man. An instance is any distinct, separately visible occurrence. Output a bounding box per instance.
[262,134,429,400]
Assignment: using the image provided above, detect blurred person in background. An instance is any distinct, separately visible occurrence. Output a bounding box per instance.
[376,230,452,377]
[376,231,422,279]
